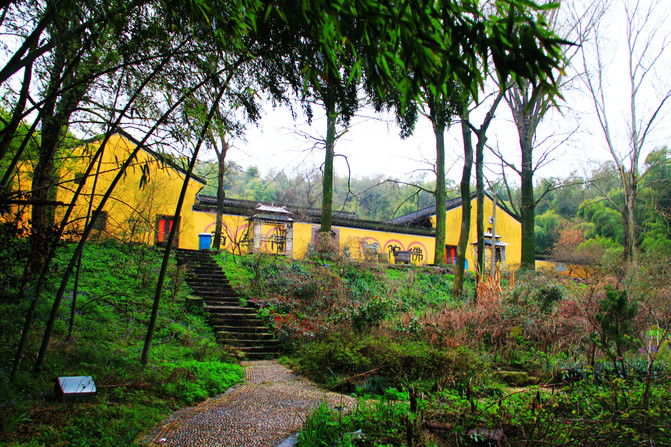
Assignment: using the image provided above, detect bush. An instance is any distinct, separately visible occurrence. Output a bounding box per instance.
[295,334,484,392]
[157,360,244,405]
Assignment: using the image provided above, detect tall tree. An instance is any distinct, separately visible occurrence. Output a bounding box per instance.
[376,0,565,281]
[299,54,359,245]
[424,85,465,266]
[580,0,671,264]
[381,79,464,266]
[453,106,474,295]
[499,0,607,269]
[468,90,506,278]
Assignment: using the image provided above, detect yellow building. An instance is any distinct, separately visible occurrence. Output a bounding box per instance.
[192,192,522,271]
[191,198,437,265]
[7,130,206,249]
[63,131,207,248]
[389,194,522,271]
[7,131,522,269]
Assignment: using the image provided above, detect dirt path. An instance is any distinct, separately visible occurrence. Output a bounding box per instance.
[143,360,356,447]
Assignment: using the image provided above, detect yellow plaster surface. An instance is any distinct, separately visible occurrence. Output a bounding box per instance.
[441,196,522,271]
[7,133,523,269]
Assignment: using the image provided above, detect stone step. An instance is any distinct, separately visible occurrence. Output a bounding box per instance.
[205,301,244,317]
[192,282,234,288]
[180,261,221,269]
[191,290,239,298]
[187,278,230,286]
[185,273,229,280]
[213,324,272,334]
[184,267,225,272]
[202,296,241,303]
[197,296,241,304]
[206,305,258,314]
[177,249,279,359]
[179,258,218,266]
[208,314,264,325]
[217,329,276,338]
[188,285,237,294]
[201,297,242,305]
[205,302,245,309]
[209,318,265,329]
[185,268,227,274]
[185,267,226,280]
[217,337,279,347]
[236,345,281,356]
[189,284,239,296]
[183,267,223,275]
[201,293,240,300]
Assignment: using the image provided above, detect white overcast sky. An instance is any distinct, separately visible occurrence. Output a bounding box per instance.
[217,0,671,185]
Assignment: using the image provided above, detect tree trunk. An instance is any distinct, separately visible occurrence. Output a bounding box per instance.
[142,86,229,365]
[453,109,473,297]
[213,137,229,250]
[472,89,503,280]
[476,129,485,279]
[142,145,201,365]
[490,195,497,275]
[622,179,637,262]
[29,38,90,273]
[520,129,535,270]
[433,120,446,265]
[29,45,64,274]
[320,104,336,236]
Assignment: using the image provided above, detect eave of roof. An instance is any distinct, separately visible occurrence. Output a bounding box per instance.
[193,195,435,237]
[390,191,520,225]
[195,195,359,219]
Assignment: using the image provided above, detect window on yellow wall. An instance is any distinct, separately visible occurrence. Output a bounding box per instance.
[156,215,179,247]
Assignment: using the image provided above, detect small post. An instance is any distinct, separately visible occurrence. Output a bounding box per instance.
[490,194,497,276]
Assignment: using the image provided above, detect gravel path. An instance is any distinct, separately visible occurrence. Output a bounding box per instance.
[143,360,356,447]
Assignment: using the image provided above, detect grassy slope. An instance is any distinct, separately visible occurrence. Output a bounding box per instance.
[0,241,244,446]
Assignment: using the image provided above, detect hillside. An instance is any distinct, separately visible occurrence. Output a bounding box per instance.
[0,241,243,445]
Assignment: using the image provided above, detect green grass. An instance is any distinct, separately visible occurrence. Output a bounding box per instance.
[296,371,671,446]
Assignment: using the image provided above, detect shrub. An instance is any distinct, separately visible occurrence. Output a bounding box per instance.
[295,334,485,392]
[157,360,244,405]
[351,295,397,332]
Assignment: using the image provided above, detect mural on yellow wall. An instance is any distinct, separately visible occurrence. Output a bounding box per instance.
[193,206,437,266]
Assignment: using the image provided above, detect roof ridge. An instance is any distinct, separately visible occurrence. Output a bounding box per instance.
[84,128,207,185]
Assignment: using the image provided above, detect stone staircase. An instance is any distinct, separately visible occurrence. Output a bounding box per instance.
[176,249,280,359]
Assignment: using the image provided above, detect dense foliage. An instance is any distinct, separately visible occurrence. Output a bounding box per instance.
[218,251,671,445]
